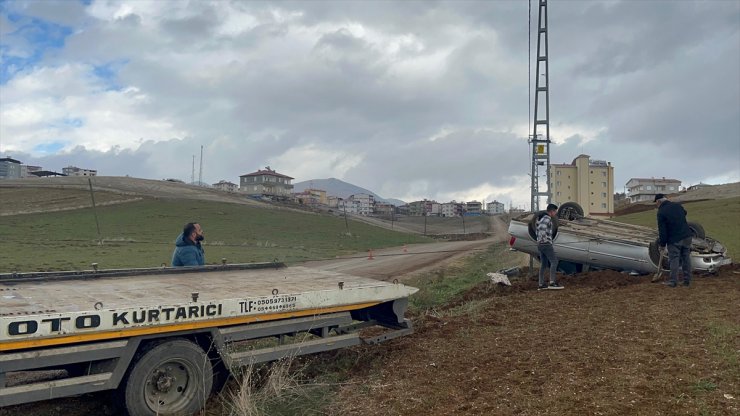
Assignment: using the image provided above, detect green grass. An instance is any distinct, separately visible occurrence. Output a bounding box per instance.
[613,196,740,260]
[0,198,431,272]
[406,242,521,312]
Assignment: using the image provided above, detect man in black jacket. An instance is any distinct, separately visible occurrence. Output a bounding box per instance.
[655,194,692,287]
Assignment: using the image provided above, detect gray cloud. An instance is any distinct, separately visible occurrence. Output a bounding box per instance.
[2,0,739,207]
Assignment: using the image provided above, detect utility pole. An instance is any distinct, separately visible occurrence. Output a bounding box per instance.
[198,145,203,186]
[529,0,552,212]
[191,155,195,184]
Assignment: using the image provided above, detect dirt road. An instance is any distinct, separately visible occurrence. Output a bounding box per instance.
[305,215,516,280]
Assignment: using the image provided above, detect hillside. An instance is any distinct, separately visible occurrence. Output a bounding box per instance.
[293,177,405,206]
[0,176,435,272]
[615,181,740,216]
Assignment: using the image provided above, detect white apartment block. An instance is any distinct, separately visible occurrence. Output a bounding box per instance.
[626,177,681,203]
[550,154,614,217]
[62,165,97,176]
[338,198,361,215]
[487,200,506,215]
[441,202,462,217]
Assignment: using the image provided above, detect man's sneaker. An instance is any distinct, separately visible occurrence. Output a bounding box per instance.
[548,282,564,290]
[663,282,677,288]
[537,284,548,290]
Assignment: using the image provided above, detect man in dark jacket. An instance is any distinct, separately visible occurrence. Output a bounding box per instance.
[655,194,692,287]
[172,222,205,266]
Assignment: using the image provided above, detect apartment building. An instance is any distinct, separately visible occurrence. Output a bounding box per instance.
[349,193,375,216]
[625,177,681,203]
[212,180,238,193]
[440,202,463,217]
[486,200,506,215]
[62,165,97,176]
[465,201,483,215]
[374,202,395,217]
[0,157,22,179]
[239,167,294,198]
[550,154,614,216]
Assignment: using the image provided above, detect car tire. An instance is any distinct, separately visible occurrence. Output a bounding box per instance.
[527,211,559,240]
[557,202,584,221]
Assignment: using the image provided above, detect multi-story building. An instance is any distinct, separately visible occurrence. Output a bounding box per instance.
[407,200,426,216]
[239,167,294,198]
[305,189,328,205]
[374,202,395,217]
[338,198,360,215]
[0,157,22,179]
[440,202,463,217]
[625,177,681,203]
[212,180,238,193]
[349,193,375,216]
[62,166,97,176]
[550,154,615,217]
[464,201,483,216]
[486,200,506,215]
[429,202,441,216]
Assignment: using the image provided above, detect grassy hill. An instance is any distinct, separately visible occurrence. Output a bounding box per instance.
[614,196,740,260]
[0,197,432,273]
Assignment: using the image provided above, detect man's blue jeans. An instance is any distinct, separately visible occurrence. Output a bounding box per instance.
[538,243,558,287]
[668,236,692,286]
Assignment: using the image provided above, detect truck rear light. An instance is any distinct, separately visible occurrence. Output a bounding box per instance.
[509,235,516,246]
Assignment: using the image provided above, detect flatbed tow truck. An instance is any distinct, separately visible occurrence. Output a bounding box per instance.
[0,262,417,415]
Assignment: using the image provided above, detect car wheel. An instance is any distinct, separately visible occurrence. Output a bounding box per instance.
[527,211,559,240]
[556,202,584,221]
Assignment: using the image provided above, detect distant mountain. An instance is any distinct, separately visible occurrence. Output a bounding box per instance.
[293,178,406,206]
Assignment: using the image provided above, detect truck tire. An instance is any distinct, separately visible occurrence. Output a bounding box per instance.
[557,202,584,221]
[687,221,705,239]
[123,339,213,416]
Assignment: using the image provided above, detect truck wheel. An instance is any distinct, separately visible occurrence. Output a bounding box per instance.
[557,202,584,221]
[687,221,705,239]
[123,339,213,416]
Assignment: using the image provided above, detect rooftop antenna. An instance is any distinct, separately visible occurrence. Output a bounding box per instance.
[529,0,552,212]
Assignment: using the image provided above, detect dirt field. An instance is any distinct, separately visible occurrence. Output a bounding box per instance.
[327,264,740,416]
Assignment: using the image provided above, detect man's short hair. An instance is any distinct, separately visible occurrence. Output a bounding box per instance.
[183,222,198,236]
[546,203,558,212]
[654,193,666,202]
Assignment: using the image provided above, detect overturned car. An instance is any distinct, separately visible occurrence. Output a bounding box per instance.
[508,202,732,275]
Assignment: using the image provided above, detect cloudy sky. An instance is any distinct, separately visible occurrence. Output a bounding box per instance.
[1,0,738,208]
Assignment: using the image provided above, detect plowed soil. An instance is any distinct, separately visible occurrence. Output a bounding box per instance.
[327,265,740,416]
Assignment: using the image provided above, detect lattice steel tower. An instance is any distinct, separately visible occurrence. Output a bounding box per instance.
[529,0,551,211]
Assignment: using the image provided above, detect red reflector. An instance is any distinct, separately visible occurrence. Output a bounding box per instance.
[509,236,516,246]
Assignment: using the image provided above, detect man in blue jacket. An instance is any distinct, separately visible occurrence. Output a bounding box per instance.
[172,222,205,266]
[655,194,692,287]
